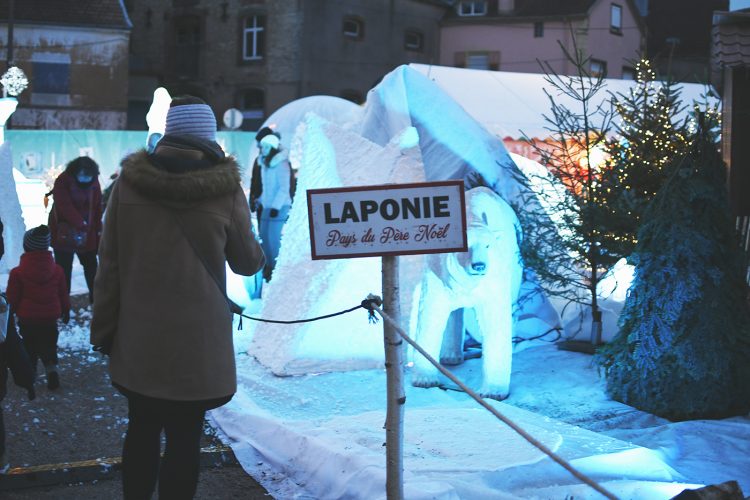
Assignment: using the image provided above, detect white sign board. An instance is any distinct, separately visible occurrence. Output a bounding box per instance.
[223,108,243,129]
[307,181,467,260]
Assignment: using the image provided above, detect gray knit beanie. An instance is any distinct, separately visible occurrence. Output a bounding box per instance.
[23,225,51,252]
[164,96,217,141]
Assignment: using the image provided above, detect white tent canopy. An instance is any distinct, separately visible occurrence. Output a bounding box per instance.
[409,63,719,140]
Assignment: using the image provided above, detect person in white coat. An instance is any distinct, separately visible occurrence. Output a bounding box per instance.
[250,131,293,281]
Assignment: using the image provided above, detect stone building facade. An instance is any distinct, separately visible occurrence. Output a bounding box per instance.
[0,0,131,130]
[125,0,448,131]
[440,0,644,79]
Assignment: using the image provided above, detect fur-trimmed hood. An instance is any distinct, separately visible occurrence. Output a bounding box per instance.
[120,149,242,203]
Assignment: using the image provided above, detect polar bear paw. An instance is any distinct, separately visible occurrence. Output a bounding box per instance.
[411,372,442,388]
[440,353,464,366]
[478,384,509,401]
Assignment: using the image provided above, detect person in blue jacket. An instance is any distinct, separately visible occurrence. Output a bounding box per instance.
[249,127,295,281]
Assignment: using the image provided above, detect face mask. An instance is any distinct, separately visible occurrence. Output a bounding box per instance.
[77,173,94,184]
[260,143,275,157]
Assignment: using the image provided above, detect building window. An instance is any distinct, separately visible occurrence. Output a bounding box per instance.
[404,30,424,51]
[33,62,70,94]
[467,53,489,70]
[240,88,265,131]
[173,15,201,77]
[343,16,364,40]
[175,16,201,45]
[457,1,487,16]
[460,51,500,70]
[622,66,636,80]
[590,59,607,78]
[610,4,622,34]
[242,15,265,61]
[340,89,363,104]
[455,51,499,70]
[534,22,544,38]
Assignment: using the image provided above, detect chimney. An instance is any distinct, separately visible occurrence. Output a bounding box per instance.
[498,0,515,14]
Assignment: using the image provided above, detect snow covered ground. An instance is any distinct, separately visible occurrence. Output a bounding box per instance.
[3,258,748,499]
[211,324,749,500]
[3,63,746,499]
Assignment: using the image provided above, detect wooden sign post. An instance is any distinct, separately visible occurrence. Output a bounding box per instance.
[381,253,403,498]
[307,180,467,499]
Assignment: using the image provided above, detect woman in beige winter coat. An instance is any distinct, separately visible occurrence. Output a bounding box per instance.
[91,96,264,500]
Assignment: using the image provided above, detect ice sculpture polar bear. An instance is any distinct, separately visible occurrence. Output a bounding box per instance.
[412,187,523,400]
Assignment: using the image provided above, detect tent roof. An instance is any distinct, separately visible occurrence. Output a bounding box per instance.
[409,64,718,140]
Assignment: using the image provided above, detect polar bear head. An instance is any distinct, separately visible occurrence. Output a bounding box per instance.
[442,187,516,288]
[454,222,496,278]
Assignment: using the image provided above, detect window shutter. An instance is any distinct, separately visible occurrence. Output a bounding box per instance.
[489,51,500,71]
[455,52,466,68]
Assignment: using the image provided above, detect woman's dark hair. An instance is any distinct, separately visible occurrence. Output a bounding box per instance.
[65,156,100,176]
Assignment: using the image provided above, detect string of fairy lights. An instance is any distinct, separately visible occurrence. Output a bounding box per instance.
[597,59,718,251]
[544,59,722,256]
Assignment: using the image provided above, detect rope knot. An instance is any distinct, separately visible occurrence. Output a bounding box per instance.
[362,294,383,324]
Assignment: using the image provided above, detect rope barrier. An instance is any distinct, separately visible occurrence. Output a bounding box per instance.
[237,298,380,325]
[362,297,619,500]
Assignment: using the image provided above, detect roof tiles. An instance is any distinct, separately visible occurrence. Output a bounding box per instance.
[0,0,131,29]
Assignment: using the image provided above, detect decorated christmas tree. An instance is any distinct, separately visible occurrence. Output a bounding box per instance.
[597,116,750,420]
[600,60,690,259]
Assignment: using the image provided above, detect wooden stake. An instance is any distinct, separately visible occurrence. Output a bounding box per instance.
[382,255,404,500]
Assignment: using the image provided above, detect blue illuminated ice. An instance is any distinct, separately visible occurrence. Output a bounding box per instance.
[248,66,560,376]
[210,65,749,500]
[0,142,26,272]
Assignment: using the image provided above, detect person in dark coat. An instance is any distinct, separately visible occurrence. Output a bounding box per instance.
[91,96,265,500]
[0,302,36,473]
[48,156,104,303]
[6,226,70,390]
[102,171,119,210]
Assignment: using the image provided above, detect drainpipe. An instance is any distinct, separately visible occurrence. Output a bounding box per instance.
[7,0,14,68]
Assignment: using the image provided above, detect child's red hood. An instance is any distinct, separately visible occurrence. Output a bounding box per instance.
[17,251,58,285]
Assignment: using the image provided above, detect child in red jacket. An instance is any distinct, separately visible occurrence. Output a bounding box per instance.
[6,226,70,390]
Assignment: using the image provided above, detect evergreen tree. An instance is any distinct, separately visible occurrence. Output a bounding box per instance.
[600,60,690,259]
[597,116,750,420]
[511,37,618,346]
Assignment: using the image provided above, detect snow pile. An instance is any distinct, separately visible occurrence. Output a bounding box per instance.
[57,306,94,351]
[0,142,27,273]
[13,167,48,229]
[247,95,362,182]
[210,342,749,499]
[247,65,562,376]
[249,115,427,375]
